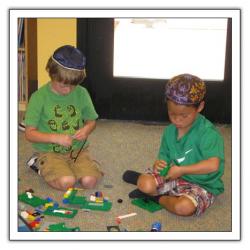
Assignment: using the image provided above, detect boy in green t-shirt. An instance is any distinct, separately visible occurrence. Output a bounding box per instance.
[123,74,224,216]
[25,45,103,191]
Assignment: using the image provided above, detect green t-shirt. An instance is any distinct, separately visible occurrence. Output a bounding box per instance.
[157,114,224,195]
[25,82,98,153]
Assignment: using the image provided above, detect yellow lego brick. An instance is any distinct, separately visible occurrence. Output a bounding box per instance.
[95,198,104,203]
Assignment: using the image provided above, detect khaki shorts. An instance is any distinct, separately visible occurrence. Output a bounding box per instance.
[37,148,103,183]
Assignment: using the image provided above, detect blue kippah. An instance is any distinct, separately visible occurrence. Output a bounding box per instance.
[52,45,86,70]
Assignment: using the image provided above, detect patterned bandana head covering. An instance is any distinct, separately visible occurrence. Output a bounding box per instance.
[52,45,86,71]
[165,74,206,105]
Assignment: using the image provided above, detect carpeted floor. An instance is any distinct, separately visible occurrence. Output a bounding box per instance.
[18,119,232,232]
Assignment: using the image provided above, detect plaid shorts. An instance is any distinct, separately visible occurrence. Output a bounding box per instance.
[146,169,215,216]
[166,179,215,216]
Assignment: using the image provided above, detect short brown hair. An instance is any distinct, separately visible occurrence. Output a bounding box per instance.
[46,57,86,86]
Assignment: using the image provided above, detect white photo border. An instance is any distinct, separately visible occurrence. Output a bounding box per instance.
[10,9,240,241]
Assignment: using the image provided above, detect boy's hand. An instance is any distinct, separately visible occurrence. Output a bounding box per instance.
[167,165,184,180]
[153,160,167,173]
[72,128,88,141]
[53,134,73,147]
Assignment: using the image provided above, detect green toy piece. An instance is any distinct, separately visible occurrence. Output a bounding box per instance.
[44,207,78,218]
[19,191,78,218]
[18,193,47,207]
[159,165,171,177]
[80,201,112,211]
[63,188,112,211]
[131,198,163,213]
[71,195,86,204]
[63,188,87,205]
[47,222,80,232]
[65,189,78,201]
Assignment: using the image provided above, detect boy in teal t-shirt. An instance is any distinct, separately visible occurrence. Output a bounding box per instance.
[123,74,224,216]
[25,45,103,191]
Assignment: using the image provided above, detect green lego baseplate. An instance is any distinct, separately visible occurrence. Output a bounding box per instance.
[80,201,112,211]
[63,188,112,211]
[71,195,86,204]
[19,192,78,218]
[43,207,78,218]
[131,198,163,213]
[47,222,80,232]
[18,193,47,207]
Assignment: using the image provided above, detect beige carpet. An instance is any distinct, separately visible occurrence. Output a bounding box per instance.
[18,119,232,232]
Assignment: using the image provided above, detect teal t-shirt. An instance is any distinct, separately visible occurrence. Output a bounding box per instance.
[157,114,224,195]
[25,82,98,153]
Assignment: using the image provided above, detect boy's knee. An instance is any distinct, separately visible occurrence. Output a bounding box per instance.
[80,176,98,189]
[56,176,76,190]
[137,174,158,195]
[174,197,196,216]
